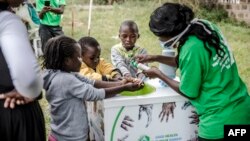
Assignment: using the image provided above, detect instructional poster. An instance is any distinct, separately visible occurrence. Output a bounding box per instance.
[104,101,198,141]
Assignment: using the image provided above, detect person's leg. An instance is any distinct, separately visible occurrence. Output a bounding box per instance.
[198,136,224,141]
[0,100,12,141]
[39,24,53,53]
[14,101,46,141]
[0,100,46,141]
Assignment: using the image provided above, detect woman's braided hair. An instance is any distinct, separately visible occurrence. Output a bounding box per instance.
[42,35,78,71]
[149,3,225,66]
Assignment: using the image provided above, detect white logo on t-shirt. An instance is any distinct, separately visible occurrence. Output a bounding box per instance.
[212,43,235,72]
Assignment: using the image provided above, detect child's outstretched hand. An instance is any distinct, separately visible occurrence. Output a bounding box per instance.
[125,82,143,91]
[122,77,138,83]
[122,77,144,87]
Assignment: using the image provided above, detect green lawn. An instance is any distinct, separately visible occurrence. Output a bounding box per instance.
[40,0,250,136]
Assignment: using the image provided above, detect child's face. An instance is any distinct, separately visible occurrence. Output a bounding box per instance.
[65,44,82,72]
[82,46,101,69]
[119,25,139,50]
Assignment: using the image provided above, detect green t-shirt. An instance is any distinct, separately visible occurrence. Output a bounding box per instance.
[179,20,250,139]
[36,0,66,26]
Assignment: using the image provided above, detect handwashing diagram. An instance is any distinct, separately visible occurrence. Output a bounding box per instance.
[116,101,198,141]
[159,102,176,122]
[181,101,199,125]
[120,115,134,131]
[138,104,153,128]
[182,101,199,141]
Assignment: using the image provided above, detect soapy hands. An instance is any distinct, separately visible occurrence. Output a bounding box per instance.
[124,82,143,91]
[122,76,145,87]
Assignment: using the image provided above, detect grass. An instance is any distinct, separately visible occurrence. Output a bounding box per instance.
[39,0,250,137]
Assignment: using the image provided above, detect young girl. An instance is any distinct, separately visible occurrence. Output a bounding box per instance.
[42,35,142,141]
[111,20,147,80]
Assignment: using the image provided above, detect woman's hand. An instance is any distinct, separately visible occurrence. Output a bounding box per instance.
[135,54,154,63]
[143,67,162,78]
[0,90,34,109]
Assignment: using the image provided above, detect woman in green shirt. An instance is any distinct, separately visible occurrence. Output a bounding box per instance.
[136,2,250,141]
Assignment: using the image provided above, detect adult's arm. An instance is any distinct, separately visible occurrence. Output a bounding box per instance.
[144,67,194,99]
[0,12,43,99]
[137,54,177,67]
[156,71,193,99]
[49,5,65,14]
[38,5,65,19]
[49,0,66,14]
[38,6,49,19]
[152,55,177,67]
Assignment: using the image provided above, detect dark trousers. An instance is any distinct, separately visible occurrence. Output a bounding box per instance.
[39,24,64,53]
[0,100,46,141]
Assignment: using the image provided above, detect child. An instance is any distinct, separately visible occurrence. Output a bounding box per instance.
[42,35,142,141]
[111,20,147,80]
[78,36,122,81]
[78,36,122,141]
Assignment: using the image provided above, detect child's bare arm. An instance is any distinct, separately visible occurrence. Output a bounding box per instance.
[94,80,126,88]
[104,83,142,98]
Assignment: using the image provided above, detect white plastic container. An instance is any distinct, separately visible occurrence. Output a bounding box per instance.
[159,49,176,78]
[131,60,150,71]
[159,49,177,87]
[137,63,150,71]
[103,79,198,141]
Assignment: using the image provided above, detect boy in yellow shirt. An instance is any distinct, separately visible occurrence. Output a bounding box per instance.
[78,36,122,141]
[79,36,121,81]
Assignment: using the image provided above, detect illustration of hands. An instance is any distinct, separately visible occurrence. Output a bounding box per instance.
[159,102,176,122]
[117,134,129,141]
[181,101,192,110]
[189,110,199,125]
[138,104,153,128]
[120,115,134,131]
[187,130,198,141]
